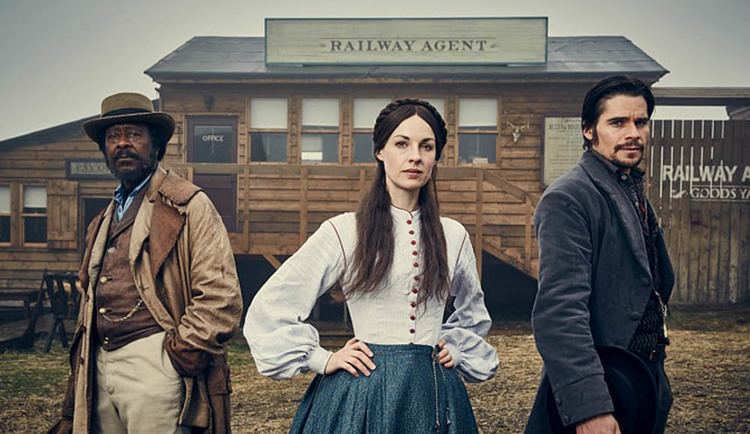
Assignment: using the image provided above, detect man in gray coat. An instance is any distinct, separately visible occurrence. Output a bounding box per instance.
[526,76,674,434]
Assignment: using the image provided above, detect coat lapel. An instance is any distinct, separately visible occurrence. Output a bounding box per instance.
[87,203,115,290]
[129,166,187,280]
[579,152,651,279]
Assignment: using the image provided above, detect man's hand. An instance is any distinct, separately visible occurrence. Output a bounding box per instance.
[324,338,376,377]
[575,414,621,434]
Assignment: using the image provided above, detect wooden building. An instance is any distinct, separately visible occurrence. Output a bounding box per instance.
[2,18,745,320]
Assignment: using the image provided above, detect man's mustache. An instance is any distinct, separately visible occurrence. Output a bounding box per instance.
[614,140,644,152]
[113,149,145,161]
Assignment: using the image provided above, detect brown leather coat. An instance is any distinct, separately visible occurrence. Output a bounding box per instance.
[49,166,243,433]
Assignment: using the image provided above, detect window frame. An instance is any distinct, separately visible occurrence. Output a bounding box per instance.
[351,97,392,165]
[186,115,239,164]
[249,97,290,164]
[300,98,341,165]
[457,97,500,167]
[20,184,47,247]
[0,183,11,246]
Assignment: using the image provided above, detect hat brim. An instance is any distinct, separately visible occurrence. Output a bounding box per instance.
[82,112,175,147]
[540,346,657,434]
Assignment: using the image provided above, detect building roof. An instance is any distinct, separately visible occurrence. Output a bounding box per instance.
[0,114,97,153]
[145,36,668,83]
[652,87,750,106]
[0,100,157,153]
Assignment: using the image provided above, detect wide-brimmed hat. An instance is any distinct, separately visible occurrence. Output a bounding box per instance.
[82,92,174,159]
[538,346,657,434]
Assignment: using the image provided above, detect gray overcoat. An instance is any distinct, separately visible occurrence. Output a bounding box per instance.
[525,151,674,430]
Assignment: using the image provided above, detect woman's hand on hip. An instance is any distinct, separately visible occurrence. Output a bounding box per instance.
[324,338,376,377]
[436,340,455,368]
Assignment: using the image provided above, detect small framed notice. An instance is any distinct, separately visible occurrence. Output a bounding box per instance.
[543,117,582,186]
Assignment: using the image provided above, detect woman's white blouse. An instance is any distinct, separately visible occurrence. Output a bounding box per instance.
[243,207,499,382]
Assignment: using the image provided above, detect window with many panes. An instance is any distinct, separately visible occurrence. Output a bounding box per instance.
[301,98,339,163]
[22,185,47,244]
[0,185,10,244]
[250,98,288,162]
[352,98,390,163]
[458,98,498,165]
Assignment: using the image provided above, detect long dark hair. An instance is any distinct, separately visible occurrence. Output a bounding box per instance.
[346,99,450,306]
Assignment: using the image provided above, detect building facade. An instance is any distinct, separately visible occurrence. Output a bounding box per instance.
[9,18,740,319]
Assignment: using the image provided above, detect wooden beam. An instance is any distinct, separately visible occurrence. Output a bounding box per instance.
[262,254,282,269]
[299,167,309,244]
[524,197,533,268]
[241,166,251,253]
[475,170,484,278]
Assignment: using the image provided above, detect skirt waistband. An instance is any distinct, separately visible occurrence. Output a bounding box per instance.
[365,343,435,356]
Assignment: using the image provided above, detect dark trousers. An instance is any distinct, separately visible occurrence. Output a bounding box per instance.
[640,349,673,434]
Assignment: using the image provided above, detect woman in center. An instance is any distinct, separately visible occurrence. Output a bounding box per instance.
[244,98,498,433]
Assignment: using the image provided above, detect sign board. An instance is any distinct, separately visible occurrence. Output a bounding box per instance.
[657,145,750,202]
[65,159,114,180]
[265,18,547,65]
[543,117,582,186]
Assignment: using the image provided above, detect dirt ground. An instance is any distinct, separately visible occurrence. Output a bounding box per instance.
[1,305,748,433]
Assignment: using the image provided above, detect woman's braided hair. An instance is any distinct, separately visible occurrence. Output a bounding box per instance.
[346,97,450,306]
[372,98,447,160]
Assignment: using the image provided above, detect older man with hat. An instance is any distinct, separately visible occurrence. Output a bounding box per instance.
[49,92,243,434]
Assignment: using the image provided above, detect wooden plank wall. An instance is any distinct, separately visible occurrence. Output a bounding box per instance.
[0,138,114,290]
[156,83,581,270]
[0,82,584,293]
[647,120,749,304]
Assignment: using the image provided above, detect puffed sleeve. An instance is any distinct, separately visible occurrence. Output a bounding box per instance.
[243,219,345,379]
[440,230,499,383]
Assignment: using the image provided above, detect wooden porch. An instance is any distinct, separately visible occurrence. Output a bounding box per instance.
[172,163,540,279]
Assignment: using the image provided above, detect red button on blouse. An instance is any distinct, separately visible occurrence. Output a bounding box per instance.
[406,219,412,225]
[413,262,419,268]
[412,251,418,256]
[409,328,415,334]
[411,240,417,245]
[410,302,416,308]
[409,230,415,235]
[410,315,416,321]
[411,288,418,294]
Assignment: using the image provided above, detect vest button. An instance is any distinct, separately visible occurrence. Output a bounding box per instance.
[99,276,108,284]
[98,307,107,314]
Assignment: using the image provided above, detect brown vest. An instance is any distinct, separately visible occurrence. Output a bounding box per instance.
[94,187,162,351]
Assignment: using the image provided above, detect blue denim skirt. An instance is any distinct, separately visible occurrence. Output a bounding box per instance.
[289,344,478,434]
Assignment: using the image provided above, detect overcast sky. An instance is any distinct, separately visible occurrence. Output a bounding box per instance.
[0,0,748,141]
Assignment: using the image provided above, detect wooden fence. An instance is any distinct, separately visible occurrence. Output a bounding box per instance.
[647,120,749,303]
